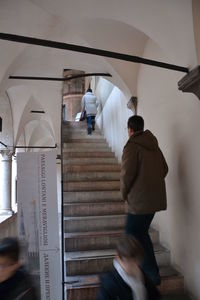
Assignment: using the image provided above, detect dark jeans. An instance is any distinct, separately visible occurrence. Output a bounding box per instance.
[86,115,95,131]
[125,213,161,285]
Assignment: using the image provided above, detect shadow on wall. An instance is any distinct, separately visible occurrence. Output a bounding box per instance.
[169,123,192,269]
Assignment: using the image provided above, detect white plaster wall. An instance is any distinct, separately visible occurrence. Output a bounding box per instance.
[137,38,200,299]
[96,81,132,162]
[95,77,114,109]
[192,0,200,63]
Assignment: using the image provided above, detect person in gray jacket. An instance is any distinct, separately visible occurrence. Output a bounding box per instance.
[81,88,98,134]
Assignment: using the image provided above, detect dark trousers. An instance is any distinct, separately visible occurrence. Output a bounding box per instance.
[86,115,95,133]
[125,213,161,285]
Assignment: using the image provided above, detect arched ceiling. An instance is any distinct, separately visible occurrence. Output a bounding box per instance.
[0,0,196,150]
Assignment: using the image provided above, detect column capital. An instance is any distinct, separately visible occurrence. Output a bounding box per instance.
[178,65,200,100]
[0,150,13,161]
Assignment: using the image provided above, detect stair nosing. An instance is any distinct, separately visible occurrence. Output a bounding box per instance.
[63,201,124,206]
[64,228,157,238]
[65,271,184,289]
[65,244,169,261]
[64,230,124,238]
[64,214,125,221]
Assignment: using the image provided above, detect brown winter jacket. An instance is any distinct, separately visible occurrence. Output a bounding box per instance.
[121,130,168,214]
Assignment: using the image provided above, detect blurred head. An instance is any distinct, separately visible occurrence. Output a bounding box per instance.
[116,235,144,276]
[0,237,20,282]
[127,115,144,137]
[87,88,92,93]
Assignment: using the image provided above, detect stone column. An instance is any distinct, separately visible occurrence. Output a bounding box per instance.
[0,150,13,218]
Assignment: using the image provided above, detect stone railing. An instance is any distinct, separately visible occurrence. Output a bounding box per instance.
[0,213,17,239]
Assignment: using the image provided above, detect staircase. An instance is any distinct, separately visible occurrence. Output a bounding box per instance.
[62,121,184,300]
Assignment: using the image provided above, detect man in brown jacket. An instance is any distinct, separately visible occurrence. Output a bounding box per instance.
[121,115,168,286]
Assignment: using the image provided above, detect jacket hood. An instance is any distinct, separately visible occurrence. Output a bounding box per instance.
[130,130,158,150]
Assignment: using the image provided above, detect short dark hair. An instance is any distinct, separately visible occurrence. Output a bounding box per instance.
[116,235,144,261]
[87,88,92,93]
[0,237,20,262]
[127,115,144,132]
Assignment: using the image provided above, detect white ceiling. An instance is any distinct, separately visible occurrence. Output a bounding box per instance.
[0,0,196,149]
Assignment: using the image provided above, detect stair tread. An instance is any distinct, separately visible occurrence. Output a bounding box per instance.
[64,181,120,192]
[63,191,122,203]
[64,230,124,239]
[63,152,115,158]
[64,190,121,197]
[65,266,183,287]
[64,228,157,238]
[63,142,109,147]
[64,174,120,182]
[62,136,104,141]
[64,201,124,206]
[65,180,120,183]
[63,158,118,163]
[63,148,111,152]
[64,172,120,175]
[63,165,121,172]
[65,244,169,260]
[64,214,125,221]
[62,129,101,133]
[63,139,107,143]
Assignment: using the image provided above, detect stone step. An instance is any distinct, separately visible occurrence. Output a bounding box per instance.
[65,267,184,300]
[62,121,88,129]
[63,146,111,153]
[65,245,170,276]
[62,129,102,135]
[64,229,159,252]
[63,157,118,165]
[64,215,126,233]
[63,164,121,173]
[62,138,107,144]
[64,201,125,217]
[63,191,122,203]
[62,128,101,133]
[63,152,115,158]
[64,181,120,192]
[62,133,103,140]
[63,172,120,182]
[63,142,110,149]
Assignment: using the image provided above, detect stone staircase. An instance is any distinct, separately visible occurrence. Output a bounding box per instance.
[62,121,184,300]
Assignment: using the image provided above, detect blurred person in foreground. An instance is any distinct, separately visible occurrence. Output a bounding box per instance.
[0,237,38,300]
[97,235,161,300]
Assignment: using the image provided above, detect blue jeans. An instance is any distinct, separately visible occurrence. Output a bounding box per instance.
[86,116,95,130]
[125,213,161,285]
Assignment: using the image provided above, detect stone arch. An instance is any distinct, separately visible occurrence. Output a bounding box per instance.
[11,93,54,146]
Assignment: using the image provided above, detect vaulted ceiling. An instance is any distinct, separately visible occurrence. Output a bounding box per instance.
[0,0,196,150]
